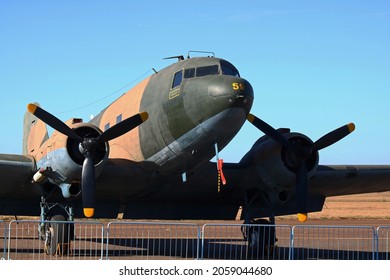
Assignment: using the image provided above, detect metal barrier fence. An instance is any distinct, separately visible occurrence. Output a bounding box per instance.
[5,220,105,260]
[105,221,200,260]
[1,221,5,260]
[1,220,390,260]
[291,225,376,260]
[377,226,390,260]
[201,223,292,260]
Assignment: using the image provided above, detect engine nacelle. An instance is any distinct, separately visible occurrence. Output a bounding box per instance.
[36,121,109,194]
[241,129,319,201]
[59,183,82,198]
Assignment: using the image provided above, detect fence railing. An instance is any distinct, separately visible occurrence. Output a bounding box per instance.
[291,225,376,260]
[1,220,389,260]
[377,226,390,260]
[201,223,292,260]
[106,221,200,260]
[1,220,5,260]
[5,220,105,260]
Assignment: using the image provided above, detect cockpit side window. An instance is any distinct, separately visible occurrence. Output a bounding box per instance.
[196,65,219,77]
[172,70,183,88]
[221,61,240,77]
[184,68,195,78]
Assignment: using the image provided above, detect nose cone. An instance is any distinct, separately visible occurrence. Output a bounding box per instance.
[208,76,254,116]
[191,76,254,150]
[182,75,254,126]
[171,75,254,144]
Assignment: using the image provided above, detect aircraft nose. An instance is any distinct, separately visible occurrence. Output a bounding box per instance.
[208,77,254,113]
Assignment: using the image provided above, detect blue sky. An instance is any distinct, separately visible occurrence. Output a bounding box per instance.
[1,0,389,164]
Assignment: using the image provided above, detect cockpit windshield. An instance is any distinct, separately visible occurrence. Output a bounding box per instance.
[221,60,240,77]
[196,65,219,77]
[182,60,240,80]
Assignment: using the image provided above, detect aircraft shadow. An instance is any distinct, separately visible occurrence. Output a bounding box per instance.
[3,236,388,260]
[105,237,199,259]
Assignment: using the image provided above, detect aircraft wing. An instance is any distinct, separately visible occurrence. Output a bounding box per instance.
[0,154,37,214]
[311,164,390,197]
[250,164,390,218]
[1,151,390,220]
[0,154,35,192]
[119,162,390,220]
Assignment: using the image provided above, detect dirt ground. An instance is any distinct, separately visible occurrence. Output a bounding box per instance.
[277,191,390,221]
[272,191,390,228]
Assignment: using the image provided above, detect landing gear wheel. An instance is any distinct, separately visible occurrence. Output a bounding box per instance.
[242,218,277,259]
[44,215,73,256]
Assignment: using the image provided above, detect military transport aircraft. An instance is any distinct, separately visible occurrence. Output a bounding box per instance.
[1,51,390,229]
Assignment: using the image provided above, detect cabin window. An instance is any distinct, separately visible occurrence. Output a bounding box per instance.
[172,70,183,88]
[221,61,240,77]
[116,114,122,124]
[184,68,195,79]
[196,65,219,77]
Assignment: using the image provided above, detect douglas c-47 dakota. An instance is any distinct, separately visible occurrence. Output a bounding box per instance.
[1,51,390,254]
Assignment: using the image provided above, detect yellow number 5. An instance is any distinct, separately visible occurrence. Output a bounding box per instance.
[232,82,245,90]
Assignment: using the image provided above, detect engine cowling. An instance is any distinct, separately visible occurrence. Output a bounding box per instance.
[37,122,109,197]
[66,123,109,168]
[240,129,319,202]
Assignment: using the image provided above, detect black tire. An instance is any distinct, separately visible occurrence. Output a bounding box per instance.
[44,215,73,256]
[245,219,277,259]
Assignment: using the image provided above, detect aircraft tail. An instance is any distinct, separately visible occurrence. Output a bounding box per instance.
[22,102,49,155]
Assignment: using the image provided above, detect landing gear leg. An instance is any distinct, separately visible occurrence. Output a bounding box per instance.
[38,197,74,256]
[241,192,278,259]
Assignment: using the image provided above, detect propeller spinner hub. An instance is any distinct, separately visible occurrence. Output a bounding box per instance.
[79,138,97,155]
[282,135,317,173]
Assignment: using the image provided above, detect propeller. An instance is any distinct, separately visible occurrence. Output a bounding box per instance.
[247,113,355,222]
[27,103,148,217]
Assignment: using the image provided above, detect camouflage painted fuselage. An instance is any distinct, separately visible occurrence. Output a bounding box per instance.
[91,57,254,175]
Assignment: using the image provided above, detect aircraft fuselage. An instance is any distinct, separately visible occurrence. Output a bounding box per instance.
[90,57,254,175]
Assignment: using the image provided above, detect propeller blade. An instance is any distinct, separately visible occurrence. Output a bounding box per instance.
[314,123,355,151]
[81,155,96,218]
[297,213,308,222]
[98,112,148,143]
[27,103,82,142]
[247,114,291,147]
[295,162,308,222]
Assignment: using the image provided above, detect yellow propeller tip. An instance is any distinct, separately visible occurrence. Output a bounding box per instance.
[348,123,355,133]
[83,208,95,218]
[297,213,308,222]
[247,113,255,123]
[140,112,149,122]
[27,103,38,113]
